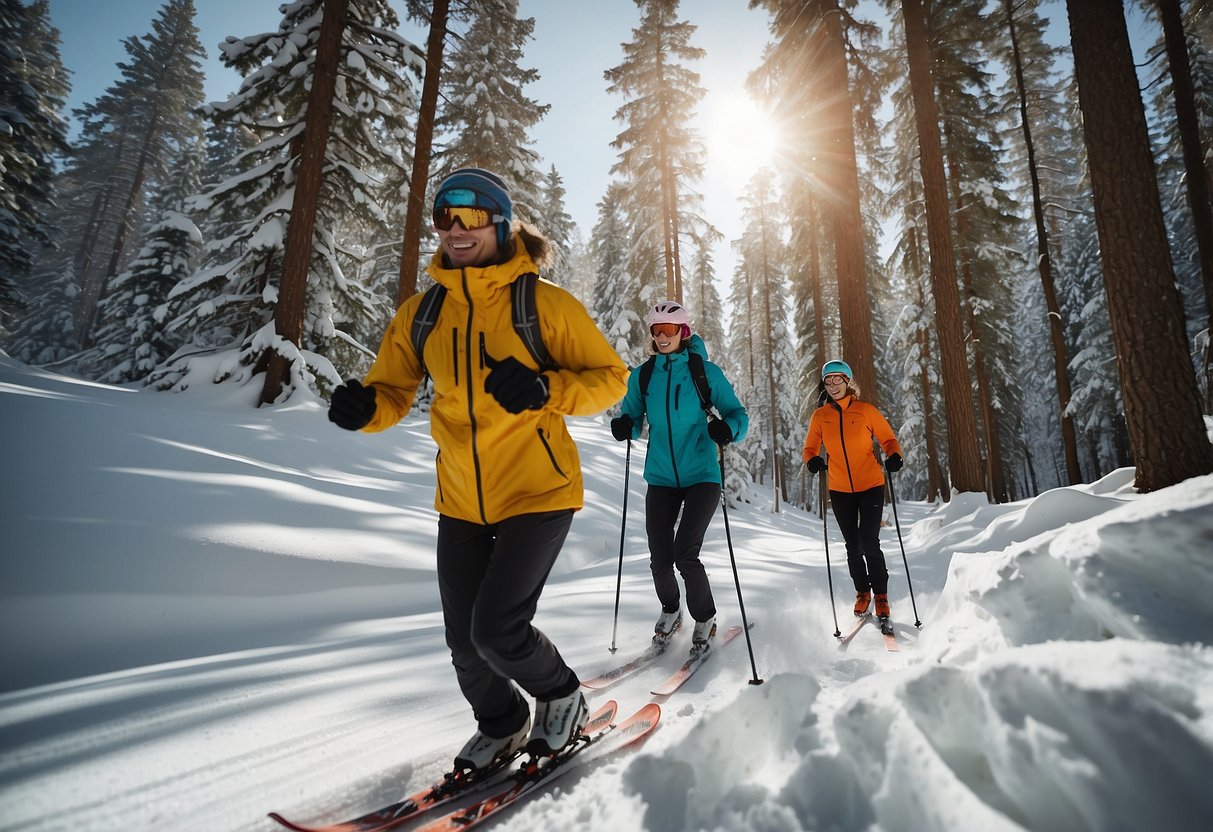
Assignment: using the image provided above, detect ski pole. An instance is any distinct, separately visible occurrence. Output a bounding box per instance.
[886,471,922,628]
[608,438,631,653]
[718,446,763,686]
[822,471,841,637]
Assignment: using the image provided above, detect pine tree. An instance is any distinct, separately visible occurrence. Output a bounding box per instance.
[589,182,645,367]
[896,0,985,494]
[995,0,1083,485]
[435,0,548,219]
[57,0,206,350]
[537,165,575,284]
[684,230,725,353]
[0,0,70,334]
[1067,0,1213,490]
[750,0,883,401]
[153,0,418,399]
[604,0,708,304]
[77,139,204,383]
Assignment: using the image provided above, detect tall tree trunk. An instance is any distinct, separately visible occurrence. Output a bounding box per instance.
[1066,0,1213,490]
[908,221,945,502]
[1005,0,1082,483]
[806,191,827,372]
[900,0,985,494]
[86,102,163,347]
[943,132,1005,501]
[759,202,781,513]
[261,0,348,406]
[816,1,878,402]
[1158,0,1213,413]
[397,0,449,306]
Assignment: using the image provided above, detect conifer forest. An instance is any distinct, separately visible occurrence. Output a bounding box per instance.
[3,0,1212,504]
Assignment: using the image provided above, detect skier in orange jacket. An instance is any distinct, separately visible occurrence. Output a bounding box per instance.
[802,360,903,621]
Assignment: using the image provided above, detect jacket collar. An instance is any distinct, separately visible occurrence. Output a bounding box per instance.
[425,233,538,302]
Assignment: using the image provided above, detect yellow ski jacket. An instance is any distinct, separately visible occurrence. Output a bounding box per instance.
[361,237,628,524]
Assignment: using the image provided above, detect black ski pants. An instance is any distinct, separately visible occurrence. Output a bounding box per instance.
[646,482,720,623]
[829,485,889,595]
[436,509,579,738]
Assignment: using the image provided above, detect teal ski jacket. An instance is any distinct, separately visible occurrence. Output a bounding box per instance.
[617,335,748,488]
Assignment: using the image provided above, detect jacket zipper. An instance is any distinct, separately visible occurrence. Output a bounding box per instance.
[463,272,488,524]
[664,355,681,488]
[832,400,857,491]
[451,327,459,386]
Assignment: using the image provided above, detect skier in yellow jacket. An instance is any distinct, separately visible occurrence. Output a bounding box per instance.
[328,168,628,773]
[802,359,903,622]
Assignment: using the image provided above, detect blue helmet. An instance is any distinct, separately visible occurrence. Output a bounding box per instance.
[821,359,852,380]
[434,168,513,248]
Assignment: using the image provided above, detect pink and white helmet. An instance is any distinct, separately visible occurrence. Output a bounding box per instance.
[646,301,692,339]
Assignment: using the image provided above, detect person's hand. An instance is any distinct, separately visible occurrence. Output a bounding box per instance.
[885,453,903,473]
[329,379,377,430]
[484,352,549,413]
[610,414,633,441]
[707,417,732,446]
[806,455,827,474]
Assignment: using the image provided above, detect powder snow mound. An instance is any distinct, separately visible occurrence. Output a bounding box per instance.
[925,473,1213,657]
[829,640,1213,832]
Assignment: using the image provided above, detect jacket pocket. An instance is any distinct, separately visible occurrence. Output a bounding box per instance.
[536,427,569,479]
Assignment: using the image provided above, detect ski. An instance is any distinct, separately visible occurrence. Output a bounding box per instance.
[878,616,899,652]
[650,624,747,696]
[267,701,619,832]
[411,702,661,832]
[581,640,671,690]
[836,613,871,647]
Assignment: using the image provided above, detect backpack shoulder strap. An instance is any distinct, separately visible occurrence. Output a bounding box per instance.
[409,283,446,374]
[687,351,714,415]
[511,272,558,372]
[638,354,657,397]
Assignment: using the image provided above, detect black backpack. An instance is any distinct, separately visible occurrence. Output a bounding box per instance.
[408,272,557,374]
[637,350,715,419]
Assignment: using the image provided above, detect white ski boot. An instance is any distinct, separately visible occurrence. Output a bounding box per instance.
[527,689,588,756]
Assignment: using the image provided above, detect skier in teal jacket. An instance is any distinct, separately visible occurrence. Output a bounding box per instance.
[610,301,748,653]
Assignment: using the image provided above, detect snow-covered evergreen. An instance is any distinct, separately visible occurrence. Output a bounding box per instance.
[434,0,548,217]
[153,0,420,395]
[0,0,70,333]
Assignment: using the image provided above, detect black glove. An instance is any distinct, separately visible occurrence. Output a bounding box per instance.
[707,417,732,446]
[484,353,550,414]
[885,453,903,473]
[806,455,827,474]
[611,414,633,441]
[329,379,377,430]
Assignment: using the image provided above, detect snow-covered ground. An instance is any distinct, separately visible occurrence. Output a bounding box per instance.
[1,353,1211,832]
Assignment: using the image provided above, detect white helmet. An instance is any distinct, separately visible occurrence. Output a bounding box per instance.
[646,301,692,338]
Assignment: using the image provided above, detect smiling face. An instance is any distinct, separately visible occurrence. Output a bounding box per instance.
[823,373,849,400]
[436,221,500,268]
[650,323,684,354]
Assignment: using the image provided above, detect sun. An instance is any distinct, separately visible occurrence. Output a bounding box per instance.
[703,93,783,185]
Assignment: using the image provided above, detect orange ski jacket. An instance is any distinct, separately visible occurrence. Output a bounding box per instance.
[802,395,902,493]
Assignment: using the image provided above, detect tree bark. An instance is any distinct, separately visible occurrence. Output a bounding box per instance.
[759,200,781,513]
[943,130,1006,502]
[816,1,878,403]
[899,0,985,494]
[1157,0,1213,413]
[261,0,348,405]
[1005,0,1082,484]
[1066,0,1213,490]
[397,0,449,306]
[908,219,946,502]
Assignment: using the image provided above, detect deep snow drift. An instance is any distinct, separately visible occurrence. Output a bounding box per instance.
[1,354,1211,832]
